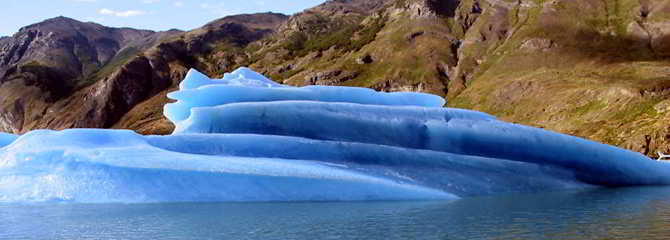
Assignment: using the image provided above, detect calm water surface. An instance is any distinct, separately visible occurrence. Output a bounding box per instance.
[1,187,669,240]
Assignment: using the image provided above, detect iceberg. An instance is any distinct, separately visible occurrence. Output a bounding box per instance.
[1,67,668,203]
[164,68,446,124]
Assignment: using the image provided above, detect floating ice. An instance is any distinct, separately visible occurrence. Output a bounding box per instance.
[0,67,668,203]
[0,129,453,203]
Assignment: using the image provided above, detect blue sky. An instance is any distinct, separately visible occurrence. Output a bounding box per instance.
[1,0,326,37]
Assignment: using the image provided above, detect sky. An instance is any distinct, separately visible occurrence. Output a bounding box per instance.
[0,0,326,37]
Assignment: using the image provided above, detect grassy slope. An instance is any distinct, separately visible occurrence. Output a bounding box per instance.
[112,88,177,135]
[246,3,456,96]
[449,0,670,155]
[115,0,670,156]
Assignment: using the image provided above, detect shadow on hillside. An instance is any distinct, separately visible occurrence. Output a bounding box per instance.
[6,62,75,101]
[548,24,665,63]
[425,0,461,18]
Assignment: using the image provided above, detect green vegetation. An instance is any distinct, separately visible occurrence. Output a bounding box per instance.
[612,98,662,124]
[269,68,304,82]
[448,96,476,109]
[20,60,47,69]
[394,0,409,8]
[211,41,242,54]
[351,17,387,51]
[244,42,263,54]
[280,16,386,58]
[282,32,308,54]
[85,47,139,87]
[572,100,607,117]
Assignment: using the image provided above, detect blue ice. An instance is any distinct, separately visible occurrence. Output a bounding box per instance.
[164,67,446,124]
[1,67,668,203]
[0,133,17,148]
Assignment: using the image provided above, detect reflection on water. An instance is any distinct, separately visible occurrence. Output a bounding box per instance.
[1,187,669,240]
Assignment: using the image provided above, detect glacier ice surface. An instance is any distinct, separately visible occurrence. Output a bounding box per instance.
[164,68,446,125]
[0,133,17,148]
[1,67,669,203]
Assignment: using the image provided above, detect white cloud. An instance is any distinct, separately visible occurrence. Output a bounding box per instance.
[98,8,146,17]
[174,1,184,7]
[142,0,160,3]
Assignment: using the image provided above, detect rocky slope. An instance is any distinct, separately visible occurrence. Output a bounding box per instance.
[1,0,669,157]
[0,16,181,133]
[0,17,172,98]
[446,0,670,156]
[0,13,286,134]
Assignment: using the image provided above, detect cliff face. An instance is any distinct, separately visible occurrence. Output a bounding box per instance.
[2,1,670,157]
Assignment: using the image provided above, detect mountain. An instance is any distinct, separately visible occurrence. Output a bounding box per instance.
[0,14,286,134]
[1,0,670,157]
[0,16,182,133]
[0,17,173,98]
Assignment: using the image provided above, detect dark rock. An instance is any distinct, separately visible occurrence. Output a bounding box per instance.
[520,38,555,51]
[356,54,374,64]
[276,64,294,73]
[374,79,425,93]
[0,99,24,133]
[406,31,425,41]
[304,69,357,85]
[436,61,450,80]
[424,0,461,17]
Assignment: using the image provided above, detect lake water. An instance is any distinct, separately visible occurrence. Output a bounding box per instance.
[1,187,669,240]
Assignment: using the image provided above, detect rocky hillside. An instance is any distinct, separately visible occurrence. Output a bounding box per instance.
[0,13,286,134]
[0,16,181,133]
[0,17,174,99]
[1,0,670,157]
[445,0,670,156]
